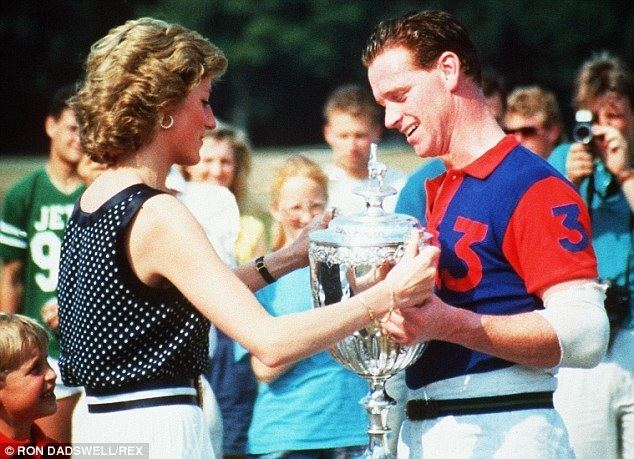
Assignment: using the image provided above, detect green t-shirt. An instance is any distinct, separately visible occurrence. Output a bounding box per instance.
[0,167,84,358]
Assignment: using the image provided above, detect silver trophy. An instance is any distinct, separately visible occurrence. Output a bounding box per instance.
[309,144,428,459]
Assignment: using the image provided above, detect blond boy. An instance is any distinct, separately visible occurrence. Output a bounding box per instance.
[0,313,60,457]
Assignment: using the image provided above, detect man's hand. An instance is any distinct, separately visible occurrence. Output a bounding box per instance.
[41,299,59,331]
[592,124,630,178]
[566,142,594,188]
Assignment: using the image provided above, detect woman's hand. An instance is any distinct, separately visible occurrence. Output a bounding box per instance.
[285,210,333,268]
[384,231,439,311]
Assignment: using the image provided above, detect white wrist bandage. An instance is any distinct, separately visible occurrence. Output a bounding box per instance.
[536,281,609,369]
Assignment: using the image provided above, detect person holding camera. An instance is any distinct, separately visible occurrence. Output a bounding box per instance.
[548,52,634,459]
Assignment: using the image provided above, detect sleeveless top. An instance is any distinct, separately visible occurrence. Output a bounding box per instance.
[57,184,210,389]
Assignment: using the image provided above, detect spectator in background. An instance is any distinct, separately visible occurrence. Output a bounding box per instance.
[179,126,262,459]
[0,313,63,457]
[395,69,507,224]
[0,85,84,443]
[322,84,406,215]
[177,129,241,268]
[549,52,634,459]
[322,83,407,455]
[237,155,368,458]
[169,128,244,458]
[503,85,563,159]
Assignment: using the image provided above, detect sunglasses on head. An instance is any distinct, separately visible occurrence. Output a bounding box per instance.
[504,126,540,137]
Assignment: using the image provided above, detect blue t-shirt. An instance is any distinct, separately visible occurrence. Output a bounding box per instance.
[549,143,634,327]
[395,158,446,225]
[235,267,368,453]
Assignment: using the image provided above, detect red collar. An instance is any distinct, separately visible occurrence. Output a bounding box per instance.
[453,135,519,179]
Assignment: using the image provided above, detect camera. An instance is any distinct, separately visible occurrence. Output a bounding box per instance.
[603,280,630,344]
[572,109,594,144]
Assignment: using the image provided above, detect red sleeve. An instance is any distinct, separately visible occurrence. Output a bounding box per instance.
[503,176,597,294]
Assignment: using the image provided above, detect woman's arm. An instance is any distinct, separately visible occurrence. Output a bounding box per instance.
[234,212,330,291]
[127,194,437,368]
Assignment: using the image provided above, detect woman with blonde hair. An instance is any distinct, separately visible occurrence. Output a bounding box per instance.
[181,127,265,265]
[57,17,437,458]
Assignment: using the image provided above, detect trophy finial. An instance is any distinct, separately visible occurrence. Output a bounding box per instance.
[368,143,388,189]
[354,143,396,216]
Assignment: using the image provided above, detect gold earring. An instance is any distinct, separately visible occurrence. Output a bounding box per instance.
[160,115,174,129]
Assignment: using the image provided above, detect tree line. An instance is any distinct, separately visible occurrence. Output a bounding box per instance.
[1,0,632,155]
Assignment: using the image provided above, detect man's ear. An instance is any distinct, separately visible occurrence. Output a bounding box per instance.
[323,123,333,146]
[44,115,58,140]
[437,51,460,91]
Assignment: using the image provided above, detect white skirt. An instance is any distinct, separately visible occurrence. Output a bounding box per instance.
[72,386,216,459]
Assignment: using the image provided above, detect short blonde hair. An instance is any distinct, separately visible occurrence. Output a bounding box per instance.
[506,85,562,128]
[71,17,228,164]
[0,313,49,373]
[269,155,328,250]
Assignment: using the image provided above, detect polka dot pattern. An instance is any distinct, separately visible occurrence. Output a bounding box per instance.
[57,184,210,389]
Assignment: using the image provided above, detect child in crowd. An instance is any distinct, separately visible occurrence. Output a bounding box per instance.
[237,155,368,458]
[0,313,65,459]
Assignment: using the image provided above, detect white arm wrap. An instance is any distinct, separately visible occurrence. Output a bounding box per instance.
[535,281,609,369]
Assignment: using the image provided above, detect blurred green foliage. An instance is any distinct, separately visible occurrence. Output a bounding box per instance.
[1,0,632,154]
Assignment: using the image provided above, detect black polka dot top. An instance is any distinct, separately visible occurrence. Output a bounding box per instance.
[57,184,210,389]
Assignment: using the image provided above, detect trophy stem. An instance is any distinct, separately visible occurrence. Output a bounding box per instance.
[360,375,394,459]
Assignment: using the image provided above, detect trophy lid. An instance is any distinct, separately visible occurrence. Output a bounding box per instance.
[310,143,422,247]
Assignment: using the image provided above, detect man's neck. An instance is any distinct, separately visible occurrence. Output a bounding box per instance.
[443,89,506,170]
[46,156,82,194]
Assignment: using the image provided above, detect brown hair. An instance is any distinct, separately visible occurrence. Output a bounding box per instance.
[71,17,228,164]
[323,84,382,126]
[574,52,634,110]
[0,313,49,373]
[362,10,482,86]
[187,127,253,209]
[506,85,562,128]
[269,155,328,250]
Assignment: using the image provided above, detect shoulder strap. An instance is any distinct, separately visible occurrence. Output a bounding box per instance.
[117,184,165,230]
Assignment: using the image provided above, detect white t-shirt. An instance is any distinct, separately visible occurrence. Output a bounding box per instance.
[177,182,240,268]
[323,163,406,216]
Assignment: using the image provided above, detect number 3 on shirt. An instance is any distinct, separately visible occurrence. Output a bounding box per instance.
[441,216,488,292]
[552,203,590,252]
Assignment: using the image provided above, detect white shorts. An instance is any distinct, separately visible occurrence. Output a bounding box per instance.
[48,357,82,399]
[399,408,574,458]
[400,367,572,458]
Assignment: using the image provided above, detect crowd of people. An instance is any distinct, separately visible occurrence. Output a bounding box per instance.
[0,8,632,459]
